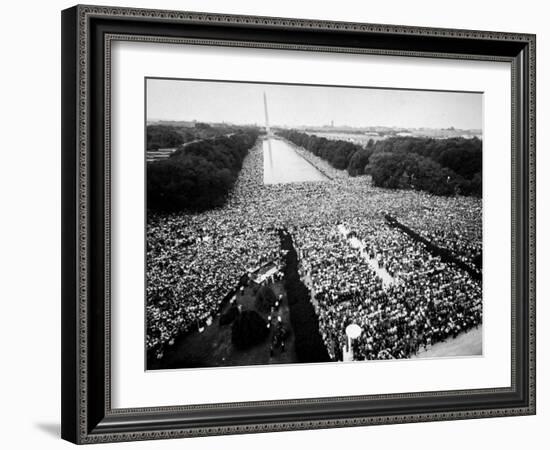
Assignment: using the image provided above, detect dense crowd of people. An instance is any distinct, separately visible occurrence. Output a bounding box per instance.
[147,135,483,362]
[398,202,482,269]
[146,147,283,357]
[294,219,481,360]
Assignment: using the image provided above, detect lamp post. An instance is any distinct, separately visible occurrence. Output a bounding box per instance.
[344,324,362,362]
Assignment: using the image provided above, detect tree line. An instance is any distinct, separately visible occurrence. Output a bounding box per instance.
[147,130,259,211]
[147,122,236,150]
[277,129,374,176]
[277,130,482,197]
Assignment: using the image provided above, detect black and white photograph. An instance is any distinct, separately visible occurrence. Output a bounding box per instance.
[1,0,543,446]
[145,78,483,370]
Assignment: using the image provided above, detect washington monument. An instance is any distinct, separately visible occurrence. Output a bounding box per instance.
[263,92,271,136]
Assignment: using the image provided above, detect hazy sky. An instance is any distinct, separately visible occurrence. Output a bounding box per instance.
[146,78,482,130]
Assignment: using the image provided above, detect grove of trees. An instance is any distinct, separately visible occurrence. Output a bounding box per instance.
[277,130,371,175]
[146,122,237,150]
[147,130,259,211]
[278,130,482,197]
[147,125,188,150]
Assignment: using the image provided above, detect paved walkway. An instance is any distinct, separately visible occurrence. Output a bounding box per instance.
[337,224,396,288]
[411,327,482,359]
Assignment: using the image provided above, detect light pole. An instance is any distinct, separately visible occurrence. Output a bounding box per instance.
[344,324,362,362]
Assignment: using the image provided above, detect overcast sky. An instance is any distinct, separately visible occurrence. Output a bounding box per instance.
[146,78,482,130]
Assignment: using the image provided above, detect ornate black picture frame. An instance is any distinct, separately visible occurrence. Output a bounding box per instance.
[61,4,536,444]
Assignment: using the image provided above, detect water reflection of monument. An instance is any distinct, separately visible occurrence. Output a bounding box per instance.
[264,92,273,167]
[263,91,272,137]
